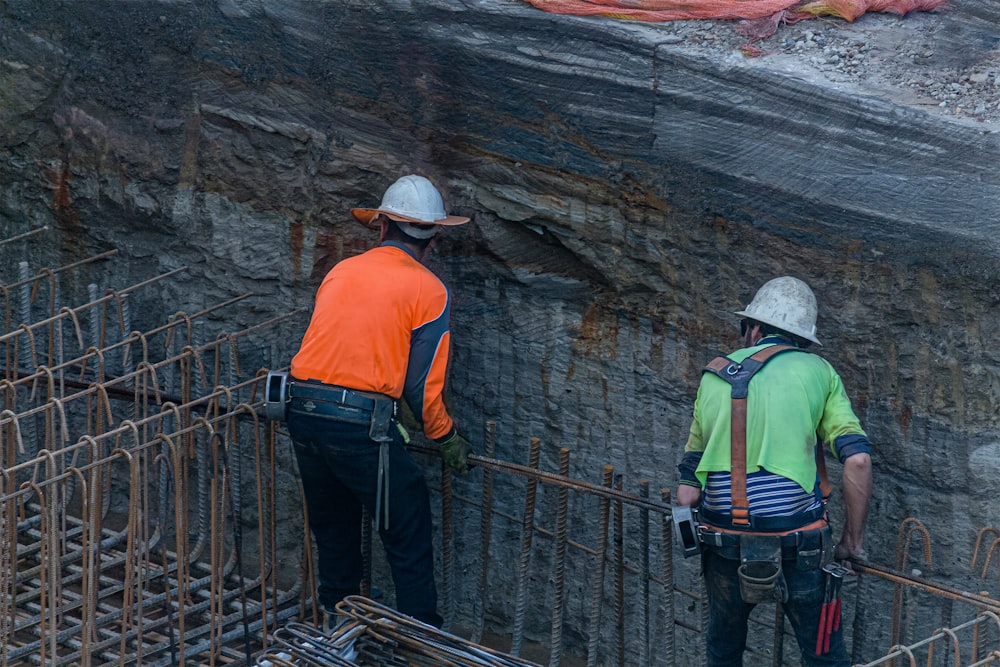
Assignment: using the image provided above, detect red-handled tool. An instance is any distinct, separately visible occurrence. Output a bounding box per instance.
[816,563,850,655]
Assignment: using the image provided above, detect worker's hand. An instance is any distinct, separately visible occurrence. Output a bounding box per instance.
[834,540,867,565]
[676,484,702,507]
[435,428,472,474]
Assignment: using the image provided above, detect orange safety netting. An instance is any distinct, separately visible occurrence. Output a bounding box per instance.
[519,0,948,31]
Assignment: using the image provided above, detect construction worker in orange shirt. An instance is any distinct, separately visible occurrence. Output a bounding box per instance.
[286,174,473,629]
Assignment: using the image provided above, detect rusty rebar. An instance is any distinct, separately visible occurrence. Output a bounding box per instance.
[614,473,625,667]
[851,611,1000,667]
[639,479,651,667]
[549,447,571,667]
[850,559,1000,611]
[408,444,673,514]
[0,226,49,248]
[586,464,614,667]
[441,448,455,632]
[361,504,373,600]
[659,487,676,667]
[891,517,934,652]
[331,596,543,666]
[473,420,497,645]
[510,437,541,657]
[972,528,1000,578]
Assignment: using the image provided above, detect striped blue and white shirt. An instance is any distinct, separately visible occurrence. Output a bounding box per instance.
[703,469,822,517]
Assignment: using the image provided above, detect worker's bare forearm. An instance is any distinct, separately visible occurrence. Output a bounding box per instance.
[837,452,872,558]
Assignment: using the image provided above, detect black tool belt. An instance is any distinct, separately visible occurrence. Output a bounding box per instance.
[698,510,832,570]
[287,378,396,427]
[287,377,398,531]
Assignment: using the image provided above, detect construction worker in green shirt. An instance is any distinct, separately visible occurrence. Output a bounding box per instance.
[676,276,872,667]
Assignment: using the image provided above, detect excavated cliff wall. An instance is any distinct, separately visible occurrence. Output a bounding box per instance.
[2,0,999,660]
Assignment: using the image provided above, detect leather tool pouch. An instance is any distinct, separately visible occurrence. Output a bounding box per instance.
[738,534,786,604]
[795,524,832,571]
[368,397,395,442]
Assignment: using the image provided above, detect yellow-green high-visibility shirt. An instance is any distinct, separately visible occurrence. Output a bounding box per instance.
[684,342,867,494]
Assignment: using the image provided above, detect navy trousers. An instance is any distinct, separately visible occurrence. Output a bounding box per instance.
[703,547,849,667]
[287,412,442,627]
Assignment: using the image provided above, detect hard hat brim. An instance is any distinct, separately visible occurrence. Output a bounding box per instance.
[733,309,822,345]
[351,207,470,230]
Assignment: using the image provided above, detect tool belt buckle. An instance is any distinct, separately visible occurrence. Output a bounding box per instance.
[698,526,725,548]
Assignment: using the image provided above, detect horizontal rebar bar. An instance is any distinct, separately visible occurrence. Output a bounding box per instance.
[850,560,1000,611]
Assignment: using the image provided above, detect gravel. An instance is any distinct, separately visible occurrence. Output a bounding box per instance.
[654,7,1000,127]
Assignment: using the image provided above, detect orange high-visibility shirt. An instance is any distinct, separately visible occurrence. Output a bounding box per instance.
[290,242,455,439]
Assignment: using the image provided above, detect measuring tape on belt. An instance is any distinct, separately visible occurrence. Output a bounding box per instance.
[703,344,832,528]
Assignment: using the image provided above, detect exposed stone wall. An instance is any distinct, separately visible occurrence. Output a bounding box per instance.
[2,0,999,660]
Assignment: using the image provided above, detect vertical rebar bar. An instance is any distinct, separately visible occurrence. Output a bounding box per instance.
[549,447,571,667]
[441,457,455,632]
[852,571,869,665]
[659,488,675,667]
[361,506,373,600]
[18,262,31,371]
[0,474,9,665]
[700,564,709,667]
[472,420,496,645]
[586,465,614,667]
[615,473,625,667]
[904,568,921,654]
[772,601,784,667]
[639,480,651,667]
[87,283,100,357]
[510,437,541,657]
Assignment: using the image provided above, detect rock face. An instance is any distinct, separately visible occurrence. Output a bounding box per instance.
[2,0,999,661]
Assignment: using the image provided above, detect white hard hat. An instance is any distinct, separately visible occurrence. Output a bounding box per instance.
[735,276,821,345]
[351,175,469,238]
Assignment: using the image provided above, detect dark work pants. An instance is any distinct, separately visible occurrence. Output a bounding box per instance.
[287,412,442,627]
[703,548,849,667]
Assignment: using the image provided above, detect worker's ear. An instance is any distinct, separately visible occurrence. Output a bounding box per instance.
[377,216,389,243]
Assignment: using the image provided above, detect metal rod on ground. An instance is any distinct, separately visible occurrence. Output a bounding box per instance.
[473,420,496,644]
[639,480,650,667]
[510,437,541,657]
[586,465,613,667]
[549,447,571,667]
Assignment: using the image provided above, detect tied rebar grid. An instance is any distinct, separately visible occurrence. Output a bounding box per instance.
[407,441,685,667]
[4,230,1000,667]
[0,236,308,666]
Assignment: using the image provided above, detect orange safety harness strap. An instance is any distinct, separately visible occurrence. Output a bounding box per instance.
[704,344,830,528]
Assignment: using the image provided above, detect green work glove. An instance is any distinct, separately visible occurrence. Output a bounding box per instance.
[435,428,472,474]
